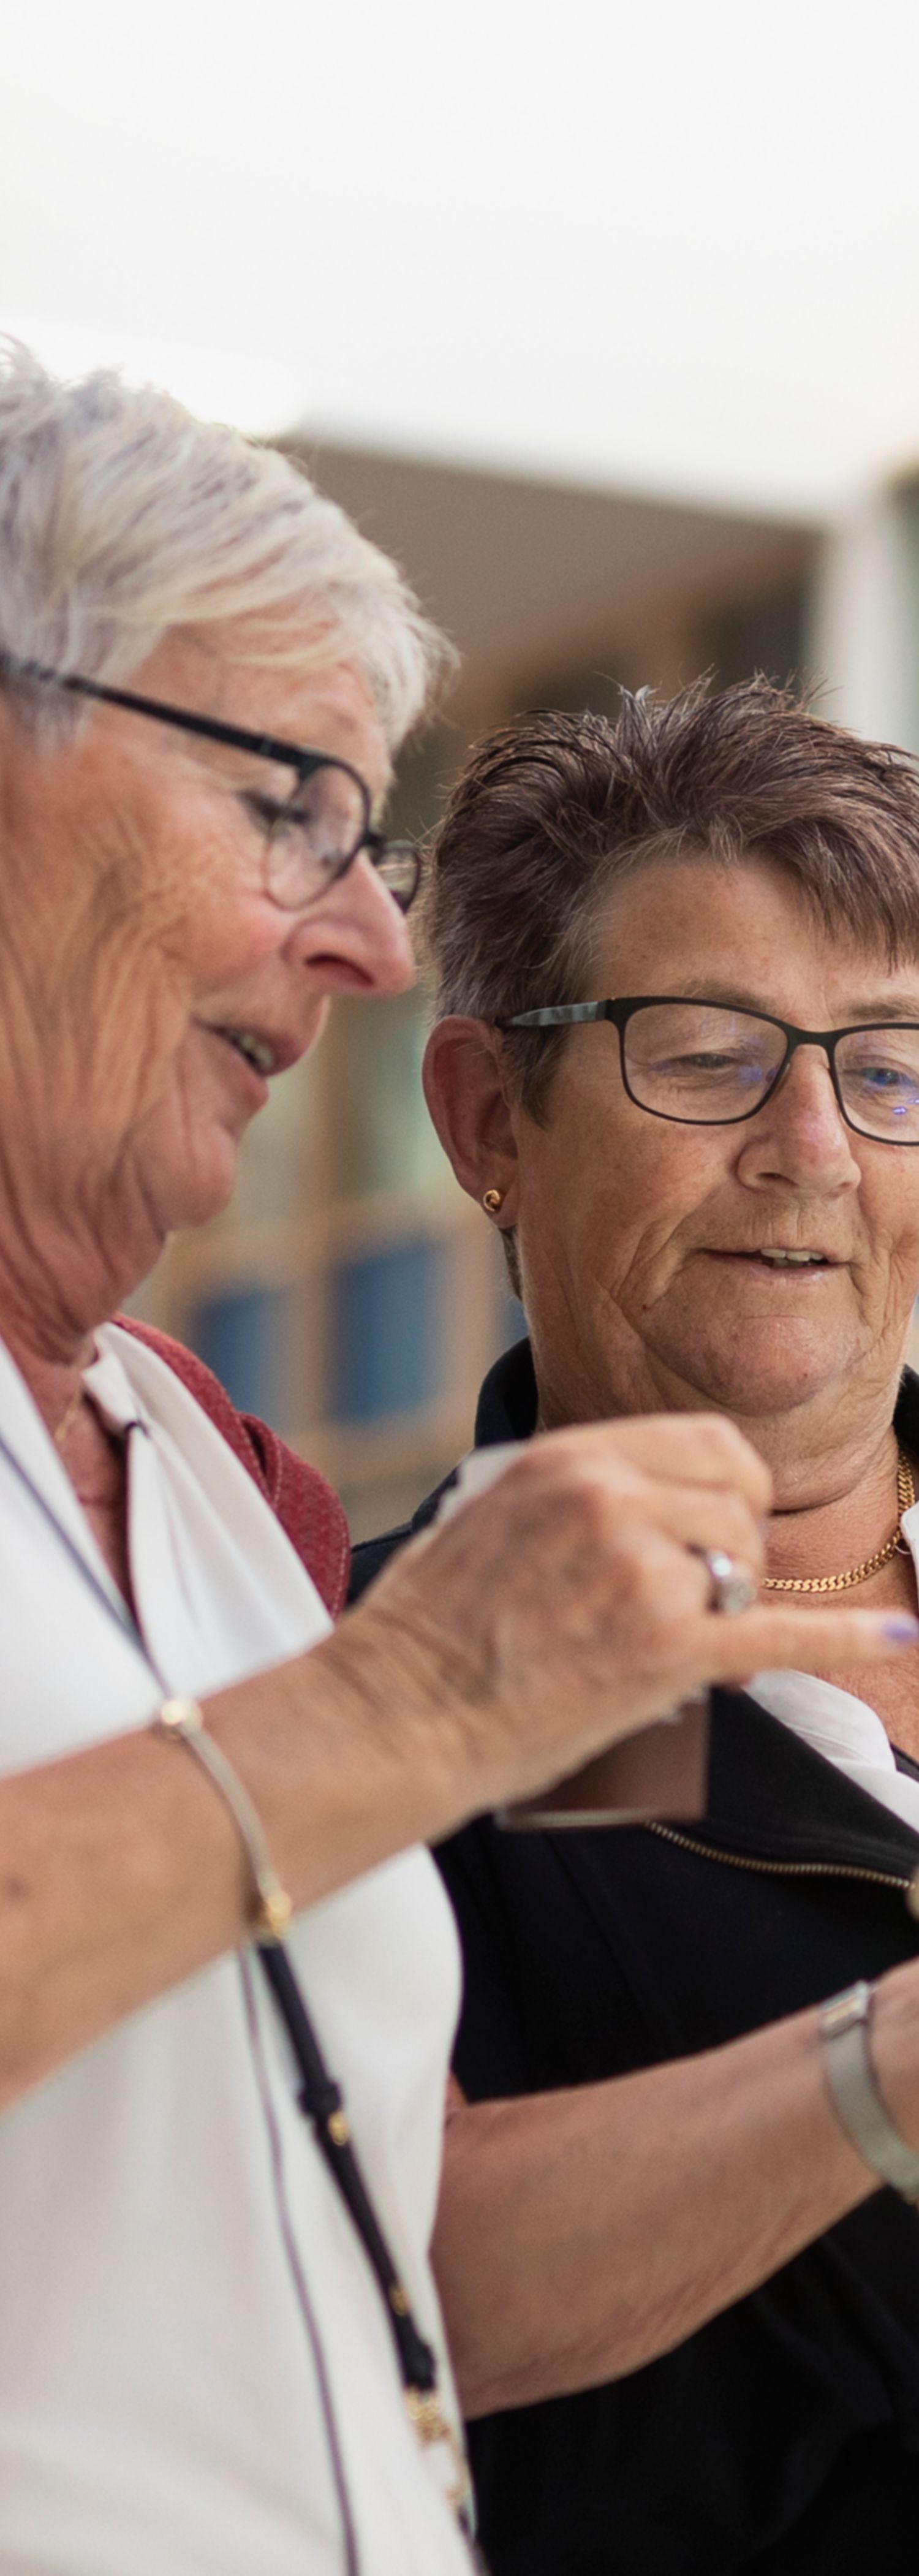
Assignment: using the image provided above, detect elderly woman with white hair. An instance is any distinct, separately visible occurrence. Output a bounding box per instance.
[0,344,910,2576]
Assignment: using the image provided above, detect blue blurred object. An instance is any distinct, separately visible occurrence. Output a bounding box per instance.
[332,1238,444,1422]
[191,1282,290,1425]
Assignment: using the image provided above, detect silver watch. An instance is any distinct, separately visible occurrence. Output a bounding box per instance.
[820,1979,919,2203]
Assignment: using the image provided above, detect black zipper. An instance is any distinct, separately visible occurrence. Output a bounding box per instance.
[645,1819,919,1910]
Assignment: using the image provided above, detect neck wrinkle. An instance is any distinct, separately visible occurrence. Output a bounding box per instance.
[528,1332,910,1583]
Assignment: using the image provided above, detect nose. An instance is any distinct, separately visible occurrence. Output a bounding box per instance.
[290,849,416,998]
[736,1042,861,1192]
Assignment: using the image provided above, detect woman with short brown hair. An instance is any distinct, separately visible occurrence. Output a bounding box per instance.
[353,680,919,2572]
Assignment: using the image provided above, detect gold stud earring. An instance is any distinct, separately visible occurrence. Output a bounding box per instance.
[482,1188,504,1214]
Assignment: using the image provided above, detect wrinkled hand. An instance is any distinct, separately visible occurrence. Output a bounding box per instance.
[337,1416,913,1820]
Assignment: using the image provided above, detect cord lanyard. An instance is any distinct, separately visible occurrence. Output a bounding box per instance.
[0,1416,480,2562]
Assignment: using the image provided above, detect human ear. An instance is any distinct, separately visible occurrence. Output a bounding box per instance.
[423,1018,520,1222]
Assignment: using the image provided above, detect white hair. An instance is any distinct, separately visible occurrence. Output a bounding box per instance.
[0,339,452,747]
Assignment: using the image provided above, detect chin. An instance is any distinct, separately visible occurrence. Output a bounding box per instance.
[145,1134,241,1235]
[178,1161,240,1230]
[662,1328,855,1419]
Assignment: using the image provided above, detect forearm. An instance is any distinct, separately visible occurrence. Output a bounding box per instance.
[2,1409,912,2116]
[0,1625,461,2113]
[434,1970,919,2416]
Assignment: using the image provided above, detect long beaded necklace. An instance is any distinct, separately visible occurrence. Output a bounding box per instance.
[763,1447,915,1595]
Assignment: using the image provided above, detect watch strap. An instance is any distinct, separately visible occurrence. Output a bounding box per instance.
[820,1979,919,2203]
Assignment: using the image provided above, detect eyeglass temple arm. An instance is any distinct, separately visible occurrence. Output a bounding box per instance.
[0,651,335,786]
[497,1002,611,1029]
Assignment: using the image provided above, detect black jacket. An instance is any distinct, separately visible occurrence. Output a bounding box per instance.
[350,1343,919,2574]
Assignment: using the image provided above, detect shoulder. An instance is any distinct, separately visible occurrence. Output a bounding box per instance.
[113,1316,350,1617]
[349,1525,414,1602]
[348,1466,459,1604]
[349,1336,534,1607]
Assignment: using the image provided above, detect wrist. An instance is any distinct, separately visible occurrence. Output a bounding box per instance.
[864,1961,919,2157]
[208,1605,483,1911]
[315,1602,488,1844]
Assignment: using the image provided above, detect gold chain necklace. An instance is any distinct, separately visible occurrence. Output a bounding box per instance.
[763,1448,915,1595]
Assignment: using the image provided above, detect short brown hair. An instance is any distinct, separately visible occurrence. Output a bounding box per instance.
[425,678,919,1118]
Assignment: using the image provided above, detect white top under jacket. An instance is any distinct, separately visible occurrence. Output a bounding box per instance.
[452,1436,919,1832]
[0,1323,469,2576]
[752,1495,919,1837]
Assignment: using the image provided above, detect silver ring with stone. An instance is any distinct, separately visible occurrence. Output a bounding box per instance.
[700,1548,758,1616]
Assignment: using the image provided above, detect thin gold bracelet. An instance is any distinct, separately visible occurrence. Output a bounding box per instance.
[152,1697,293,1942]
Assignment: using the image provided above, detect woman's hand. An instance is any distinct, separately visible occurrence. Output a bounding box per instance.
[2,1407,913,2112]
[330,1414,916,1824]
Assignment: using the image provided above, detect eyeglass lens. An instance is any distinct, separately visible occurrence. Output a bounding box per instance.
[265,765,418,915]
[622,1002,919,1140]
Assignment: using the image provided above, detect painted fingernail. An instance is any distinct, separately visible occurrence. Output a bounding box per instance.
[883,1615,919,1642]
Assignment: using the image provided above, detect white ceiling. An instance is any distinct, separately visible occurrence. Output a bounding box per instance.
[2,0,919,520]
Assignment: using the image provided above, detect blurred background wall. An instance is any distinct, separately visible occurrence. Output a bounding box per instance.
[4,0,919,1535]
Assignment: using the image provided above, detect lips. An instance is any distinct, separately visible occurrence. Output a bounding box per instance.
[704,1248,840,1271]
[751,1249,830,1267]
[214,1027,276,1075]
[197,1018,305,1079]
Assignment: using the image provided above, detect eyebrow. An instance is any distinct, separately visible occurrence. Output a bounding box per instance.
[665,979,919,1024]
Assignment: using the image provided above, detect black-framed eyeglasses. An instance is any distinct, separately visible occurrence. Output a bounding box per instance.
[497,995,919,1146]
[0,652,421,915]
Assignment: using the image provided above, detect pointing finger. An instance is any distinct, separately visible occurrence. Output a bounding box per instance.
[701,1603,919,1688]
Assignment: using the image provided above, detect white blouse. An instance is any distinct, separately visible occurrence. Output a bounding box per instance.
[0,1323,469,2576]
